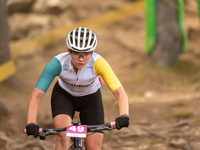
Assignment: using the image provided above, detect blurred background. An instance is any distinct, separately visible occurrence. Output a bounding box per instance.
[1,0,200,149]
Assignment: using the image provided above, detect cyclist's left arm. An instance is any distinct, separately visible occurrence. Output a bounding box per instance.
[113,86,129,116]
[94,56,129,116]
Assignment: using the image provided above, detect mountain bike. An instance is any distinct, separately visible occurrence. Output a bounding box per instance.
[24,121,116,150]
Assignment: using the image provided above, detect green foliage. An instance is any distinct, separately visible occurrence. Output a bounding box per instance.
[171,60,200,75]
[150,138,165,145]
[122,59,200,98]
[191,116,200,123]
[170,101,185,107]
[171,110,194,119]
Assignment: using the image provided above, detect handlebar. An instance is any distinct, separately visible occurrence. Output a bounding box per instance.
[87,122,116,132]
[24,122,116,140]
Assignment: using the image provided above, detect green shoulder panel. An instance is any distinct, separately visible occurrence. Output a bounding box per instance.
[35,57,62,92]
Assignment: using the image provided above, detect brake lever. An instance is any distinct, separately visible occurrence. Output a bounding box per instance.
[39,134,46,140]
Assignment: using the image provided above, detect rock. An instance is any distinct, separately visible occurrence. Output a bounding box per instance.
[144,91,155,99]
[0,103,9,121]
[138,144,150,150]
[190,142,200,150]
[135,120,151,126]
[114,126,149,138]
[169,120,190,128]
[7,0,36,15]
[0,128,54,150]
[8,13,51,40]
[7,0,71,19]
[0,131,8,149]
[169,138,192,150]
[0,130,13,149]
[32,0,71,14]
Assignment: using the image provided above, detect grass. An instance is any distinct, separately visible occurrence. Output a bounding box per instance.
[191,116,200,123]
[170,101,185,107]
[171,59,200,74]
[171,109,194,119]
[150,138,165,145]
[121,59,200,97]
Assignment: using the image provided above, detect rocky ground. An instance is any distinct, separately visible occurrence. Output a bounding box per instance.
[1,0,200,149]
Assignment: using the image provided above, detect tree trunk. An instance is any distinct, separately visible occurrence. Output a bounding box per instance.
[0,0,11,64]
[0,0,17,85]
[152,0,182,67]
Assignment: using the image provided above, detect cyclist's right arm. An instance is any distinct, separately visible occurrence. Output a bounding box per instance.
[35,57,62,92]
[27,57,61,124]
[27,88,45,124]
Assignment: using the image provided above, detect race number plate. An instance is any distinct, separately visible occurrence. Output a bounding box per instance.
[66,125,87,138]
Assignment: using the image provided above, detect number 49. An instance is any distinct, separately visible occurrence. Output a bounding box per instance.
[69,126,84,132]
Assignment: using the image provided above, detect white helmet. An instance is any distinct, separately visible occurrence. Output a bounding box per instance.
[66,27,97,52]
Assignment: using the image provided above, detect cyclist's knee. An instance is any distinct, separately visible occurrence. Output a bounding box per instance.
[57,132,69,144]
[55,132,70,150]
[85,133,103,150]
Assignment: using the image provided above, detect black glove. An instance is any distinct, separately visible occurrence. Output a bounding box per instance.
[25,123,39,138]
[115,114,129,130]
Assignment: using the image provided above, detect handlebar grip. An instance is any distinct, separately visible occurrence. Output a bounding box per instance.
[23,128,43,134]
[110,122,116,127]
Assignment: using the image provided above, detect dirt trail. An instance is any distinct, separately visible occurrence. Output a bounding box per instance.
[1,1,200,149]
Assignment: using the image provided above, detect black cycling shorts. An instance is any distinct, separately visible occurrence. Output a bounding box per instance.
[51,82,104,127]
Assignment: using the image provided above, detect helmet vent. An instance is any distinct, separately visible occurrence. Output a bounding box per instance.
[66,27,97,52]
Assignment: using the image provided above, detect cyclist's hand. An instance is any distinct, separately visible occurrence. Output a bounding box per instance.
[115,114,129,130]
[25,123,39,138]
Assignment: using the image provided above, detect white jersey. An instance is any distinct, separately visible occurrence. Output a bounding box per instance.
[35,52,121,97]
[56,52,101,96]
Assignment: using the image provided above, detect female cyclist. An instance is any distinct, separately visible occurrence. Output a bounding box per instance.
[25,27,129,150]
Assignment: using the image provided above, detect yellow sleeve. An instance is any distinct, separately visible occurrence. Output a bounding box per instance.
[94,56,122,92]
